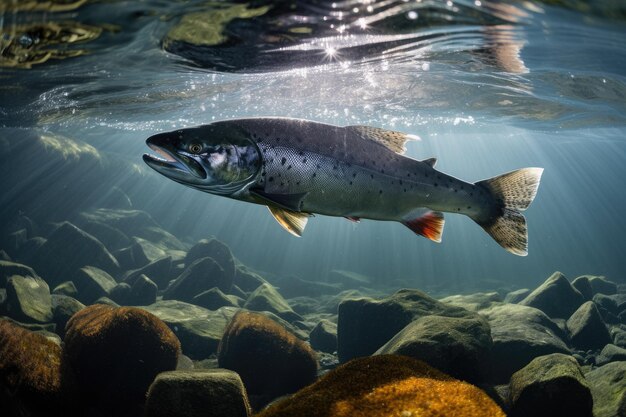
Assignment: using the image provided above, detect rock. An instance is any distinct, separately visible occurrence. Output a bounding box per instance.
[63,305,181,414]
[613,327,626,349]
[230,284,247,299]
[15,237,46,264]
[164,257,231,302]
[0,259,38,288]
[0,289,6,316]
[585,361,626,417]
[328,269,372,288]
[185,239,235,283]
[572,276,594,300]
[128,274,157,306]
[509,353,592,417]
[52,281,78,297]
[77,219,131,252]
[217,311,318,408]
[123,256,172,289]
[586,275,618,296]
[0,320,64,416]
[440,292,502,311]
[309,319,337,353]
[243,283,302,323]
[145,369,251,417]
[375,315,492,383]
[480,303,570,383]
[594,293,619,314]
[290,296,322,315]
[519,271,584,319]
[6,274,53,323]
[596,344,626,366]
[234,266,267,292]
[337,289,481,363]
[192,287,241,310]
[33,222,120,287]
[51,294,85,338]
[255,355,505,417]
[141,300,237,359]
[0,250,10,261]
[77,209,160,239]
[567,301,611,351]
[129,237,167,265]
[72,265,117,304]
[504,288,531,304]
[109,282,132,305]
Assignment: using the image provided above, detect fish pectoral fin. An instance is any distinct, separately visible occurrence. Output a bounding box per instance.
[250,189,308,212]
[403,211,445,243]
[345,125,420,155]
[421,157,437,168]
[268,206,311,237]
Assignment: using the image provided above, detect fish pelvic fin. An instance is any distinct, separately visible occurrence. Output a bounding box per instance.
[474,167,544,256]
[268,206,311,237]
[403,211,445,243]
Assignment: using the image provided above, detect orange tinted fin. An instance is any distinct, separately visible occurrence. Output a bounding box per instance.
[403,211,445,243]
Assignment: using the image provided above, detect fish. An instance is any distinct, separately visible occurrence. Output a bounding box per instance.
[143,117,543,256]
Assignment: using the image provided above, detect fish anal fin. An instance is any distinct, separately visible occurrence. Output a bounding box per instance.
[251,189,307,212]
[422,157,437,168]
[268,206,310,237]
[344,216,360,223]
[403,211,445,243]
[346,125,419,155]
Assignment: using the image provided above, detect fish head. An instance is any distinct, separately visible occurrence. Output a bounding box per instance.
[143,123,261,195]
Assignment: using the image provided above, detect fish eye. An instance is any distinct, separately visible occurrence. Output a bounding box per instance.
[189,143,203,154]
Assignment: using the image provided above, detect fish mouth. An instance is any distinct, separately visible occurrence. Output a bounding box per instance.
[143,142,206,180]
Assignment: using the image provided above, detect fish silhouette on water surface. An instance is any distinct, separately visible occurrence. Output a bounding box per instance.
[143,118,543,255]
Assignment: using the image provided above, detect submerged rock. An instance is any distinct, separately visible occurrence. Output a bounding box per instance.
[440,292,502,311]
[585,361,626,417]
[217,311,318,408]
[0,320,63,416]
[63,304,181,414]
[337,289,480,362]
[586,275,618,296]
[508,353,592,417]
[141,300,237,359]
[596,344,626,366]
[375,314,492,383]
[186,238,235,280]
[145,369,251,417]
[256,355,505,417]
[243,283,302,323]
[72,265,117,304]
[309,319,337,353]
[480,303,570,383]
[504,288,531,304]
[192,287,241,310]
[33,222,120,287]
[164,257,231,302]
[128,274,157,306]
[6,274,53,323]
[572,276,594,300]
[233,265,267,293]
[566,301,611,351]
[123,256,173,290]
[0,259,38,288]
[519,271,584,319]
[52,281,78,297]
[109,282,132,305]
[51,294,85,338]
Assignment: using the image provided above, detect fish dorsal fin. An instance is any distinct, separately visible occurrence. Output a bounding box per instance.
[346,125,419,155]
[422,157,437,168]
[267,206,310,237]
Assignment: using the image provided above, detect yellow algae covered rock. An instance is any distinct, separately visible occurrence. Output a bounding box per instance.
[256,355,504,417]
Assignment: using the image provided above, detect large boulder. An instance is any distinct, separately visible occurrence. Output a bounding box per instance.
[164,257,232,302]
[586,275,618,296]
[217,311,318,408]
[585,361,626,417]
[566,301,611,351]
[63,305,181,414]
[32,222,120,287]
[596,344,626,366]
[509,353,592,417]
[480,303,570,383]
[5,274,53,323]
[255,355,504,417]
[145,369,250,417]
[141,300,237,359]
[0,320,64,416]
[123,256,173,289]
[51,294,85,338]
[72,265,117,304]
[128,274,158,306]
[243,283,302,323]
[337,289,481,362]
[309,319,337,354]
[185,238,235,281]
[375,315,492,383]
[519,272,584,319]
[571,276,594,301]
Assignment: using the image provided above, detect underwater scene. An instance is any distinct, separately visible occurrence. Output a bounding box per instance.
[1,0,626,416]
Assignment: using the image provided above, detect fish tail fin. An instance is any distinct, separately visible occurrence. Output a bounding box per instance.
[473,167,544,256]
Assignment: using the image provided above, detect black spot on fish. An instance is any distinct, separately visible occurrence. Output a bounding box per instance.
[280,182,284,186]
[399,180,403,185]
[281,157,286,165]
[353,173,357,178]
[437,175,441,179]
[349,181,353,185]
[434,183,438,187]
[379,190,383,194]
[470,192,474,196]
[380,169,385,174]
[303,158,307,164]
[317,164,321,169]
[261,172,266,177]
[298,151,304,156]
[370,174,374,179]
[269,177,274,182]
[333,165,338,170]
[454,189,457,192]
[467,206,471,209]
[312,173,316,178]
[404,188,407,193]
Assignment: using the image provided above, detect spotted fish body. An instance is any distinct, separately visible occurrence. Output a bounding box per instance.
[143,118,543,255]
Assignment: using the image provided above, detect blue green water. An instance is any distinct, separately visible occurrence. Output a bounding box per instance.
[1,0,625,290]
